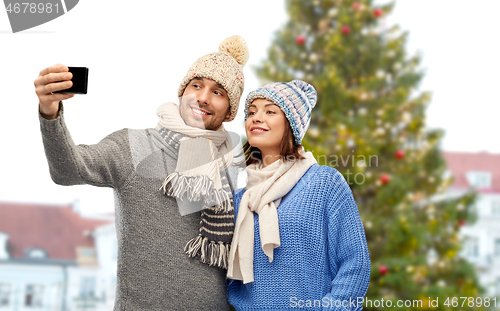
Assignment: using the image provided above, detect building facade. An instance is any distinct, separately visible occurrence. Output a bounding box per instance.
[443,151,500,299]
[0,201,116,311]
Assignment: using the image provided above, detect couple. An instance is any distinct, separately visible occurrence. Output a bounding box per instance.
[35,35,370,310]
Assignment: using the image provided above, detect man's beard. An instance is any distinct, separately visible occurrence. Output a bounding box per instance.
[179,95,226,131]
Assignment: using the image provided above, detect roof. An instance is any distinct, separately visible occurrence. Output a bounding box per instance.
[0,202,112,260]
[443,151,500,193]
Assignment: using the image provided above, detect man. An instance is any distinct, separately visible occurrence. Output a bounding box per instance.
[34,35,249,310]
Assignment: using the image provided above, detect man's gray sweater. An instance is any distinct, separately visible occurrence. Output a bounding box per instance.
[39,107,237,310]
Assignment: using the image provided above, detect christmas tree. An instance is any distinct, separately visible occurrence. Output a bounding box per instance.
[255,0,484,310]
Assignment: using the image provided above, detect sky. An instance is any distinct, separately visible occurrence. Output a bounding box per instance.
[0,0,498,214]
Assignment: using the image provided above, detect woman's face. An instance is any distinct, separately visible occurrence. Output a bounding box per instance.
[245,99,287,156]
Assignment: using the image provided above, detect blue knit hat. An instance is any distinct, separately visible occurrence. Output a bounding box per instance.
[244,80,317,144]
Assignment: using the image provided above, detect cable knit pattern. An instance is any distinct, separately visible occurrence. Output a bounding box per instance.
[227,164,371,311]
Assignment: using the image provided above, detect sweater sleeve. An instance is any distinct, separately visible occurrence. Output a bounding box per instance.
[323,174,371,311]
[39,104,134,189]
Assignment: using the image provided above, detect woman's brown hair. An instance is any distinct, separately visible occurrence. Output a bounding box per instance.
[243,114,305,166]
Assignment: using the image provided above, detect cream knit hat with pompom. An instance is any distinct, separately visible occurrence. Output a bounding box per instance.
[178,35,249,122]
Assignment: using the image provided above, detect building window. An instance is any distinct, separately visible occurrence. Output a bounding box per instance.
[25,248,47,259]
[0,283,11,307]
[463,237,479,257]
[80,248,95,256]
[24,284,44,307]
[495,239,500,257]
[466,171,491,189]
[79,277,96,298]
[492,200,500,216]
[76,247,97,266]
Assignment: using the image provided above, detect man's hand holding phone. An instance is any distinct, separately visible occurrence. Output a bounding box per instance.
[35,64,88,120]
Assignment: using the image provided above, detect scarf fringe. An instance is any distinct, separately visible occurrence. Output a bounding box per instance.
[184,235,230,269]
[160,172,233,213]
[184,234,203,258]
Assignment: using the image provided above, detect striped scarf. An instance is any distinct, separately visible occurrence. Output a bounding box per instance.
[156,105,235,269]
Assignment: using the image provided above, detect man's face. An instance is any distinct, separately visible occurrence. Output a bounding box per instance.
[179,77,231,130]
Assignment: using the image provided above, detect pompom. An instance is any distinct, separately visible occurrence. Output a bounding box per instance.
[218,35,249,67]
[290,80,317,108]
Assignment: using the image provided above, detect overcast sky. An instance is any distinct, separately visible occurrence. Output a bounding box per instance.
[1,0,498,214]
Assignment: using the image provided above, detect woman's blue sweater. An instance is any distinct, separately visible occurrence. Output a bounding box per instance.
[227,164,371,311]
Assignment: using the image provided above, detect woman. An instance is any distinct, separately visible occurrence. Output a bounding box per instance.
[227,80,371,310]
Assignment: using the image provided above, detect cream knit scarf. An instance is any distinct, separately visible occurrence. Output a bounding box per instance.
[227,151,317,283]
[156,102,235,268]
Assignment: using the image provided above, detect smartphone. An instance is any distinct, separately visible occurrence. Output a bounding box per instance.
[54,67,88,94]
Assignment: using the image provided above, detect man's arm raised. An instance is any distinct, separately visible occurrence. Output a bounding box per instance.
[36,64,134,189]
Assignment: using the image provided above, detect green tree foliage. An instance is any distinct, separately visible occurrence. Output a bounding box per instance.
[255,0,483,310]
